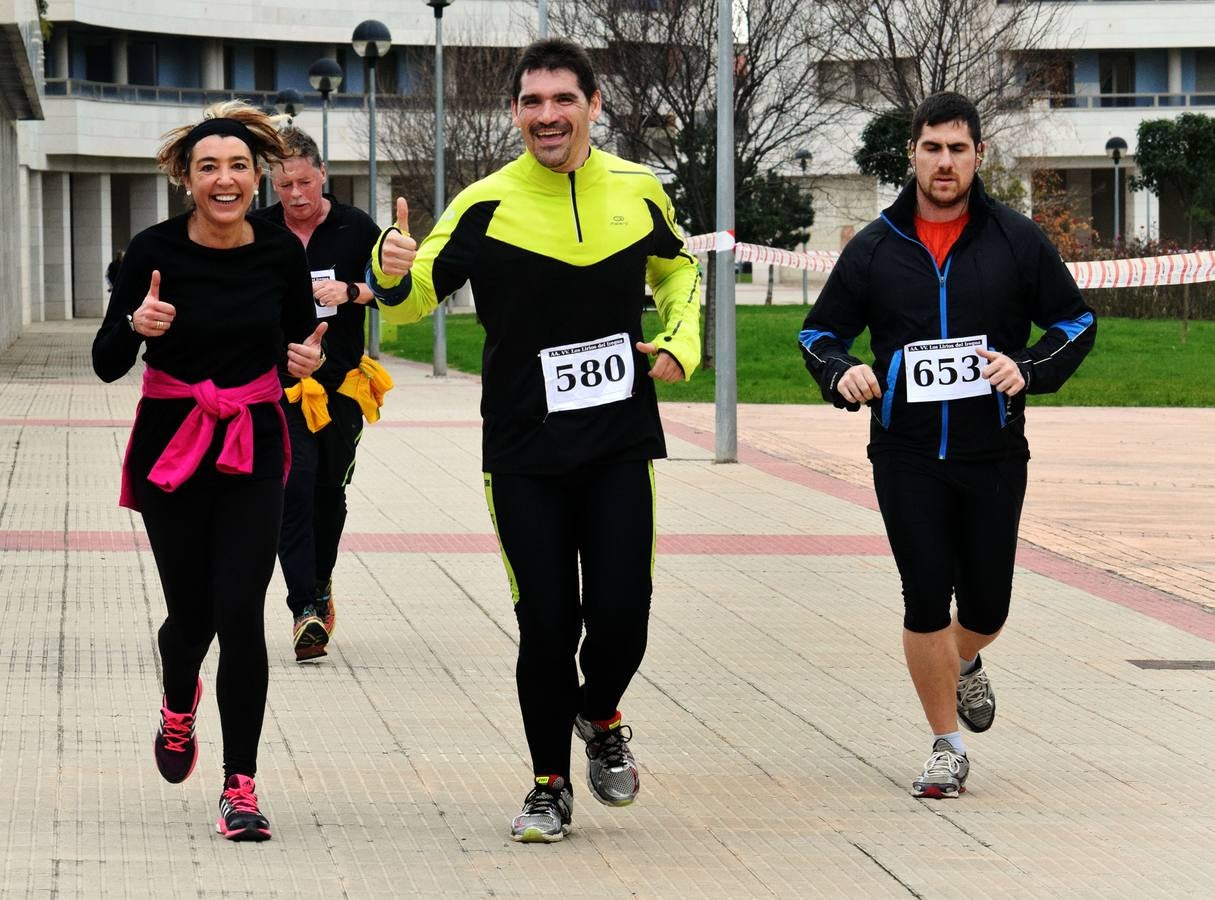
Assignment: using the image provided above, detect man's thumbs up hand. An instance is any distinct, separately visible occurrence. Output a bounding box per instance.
[381,196,418,278]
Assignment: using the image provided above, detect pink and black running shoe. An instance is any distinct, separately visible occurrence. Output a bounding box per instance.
[216,774,272,842]
[154,677,202,784]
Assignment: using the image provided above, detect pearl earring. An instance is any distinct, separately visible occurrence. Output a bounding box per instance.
[186,189,192,197]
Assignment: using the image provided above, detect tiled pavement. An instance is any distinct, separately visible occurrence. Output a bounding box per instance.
[2,320,1214,898]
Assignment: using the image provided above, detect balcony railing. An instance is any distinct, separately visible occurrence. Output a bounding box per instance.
[42,79,378,110]
[1042,92,1215,109]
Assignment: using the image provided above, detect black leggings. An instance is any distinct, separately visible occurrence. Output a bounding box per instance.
[872,453,1027,635]
[138,472,283,779]
[485,460,655,782]
[278,395,362,615]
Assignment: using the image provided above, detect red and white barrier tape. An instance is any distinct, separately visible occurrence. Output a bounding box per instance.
[684,231,1215,289]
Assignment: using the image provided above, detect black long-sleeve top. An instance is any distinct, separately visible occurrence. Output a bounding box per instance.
[93,213,316,482]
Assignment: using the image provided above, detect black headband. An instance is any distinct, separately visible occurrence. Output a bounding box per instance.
[182,117,261,165]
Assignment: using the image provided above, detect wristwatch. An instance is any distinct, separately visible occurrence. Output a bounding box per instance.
[345,282,360,303]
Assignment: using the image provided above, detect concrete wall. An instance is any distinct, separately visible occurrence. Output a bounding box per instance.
[0,120,25,347]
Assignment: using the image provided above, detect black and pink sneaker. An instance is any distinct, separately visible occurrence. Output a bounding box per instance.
[154,677,202,784]
[216,774,272,842]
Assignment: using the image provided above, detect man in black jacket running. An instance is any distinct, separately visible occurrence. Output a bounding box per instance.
[800,92,1095,798]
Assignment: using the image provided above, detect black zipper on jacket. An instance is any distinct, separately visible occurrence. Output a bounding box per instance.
[568,172,583,243]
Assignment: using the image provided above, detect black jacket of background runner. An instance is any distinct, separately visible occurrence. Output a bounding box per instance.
[799,176,1096,463]
[253,197,380,393]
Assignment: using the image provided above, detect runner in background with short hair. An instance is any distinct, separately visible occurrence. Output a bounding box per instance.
[253,126,390,662]
[799,92,1095,798]
[366,38,700,842]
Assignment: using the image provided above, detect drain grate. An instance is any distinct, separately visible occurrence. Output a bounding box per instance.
[1128,660,1215,670]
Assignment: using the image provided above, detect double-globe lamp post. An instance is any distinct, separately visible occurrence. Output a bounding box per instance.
[352,19,392,359]
[1105,136,1128,248]
[428,0,453,377]
[308,57,343,192]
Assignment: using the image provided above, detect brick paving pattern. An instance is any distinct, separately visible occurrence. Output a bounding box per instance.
[1,320,1213,897]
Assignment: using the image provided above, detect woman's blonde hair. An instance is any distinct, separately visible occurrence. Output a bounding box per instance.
[156,100,290,186]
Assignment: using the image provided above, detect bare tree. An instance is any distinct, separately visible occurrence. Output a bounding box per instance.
[372,39,522,235]
[816,0,1070,134]
[552,0,832,368]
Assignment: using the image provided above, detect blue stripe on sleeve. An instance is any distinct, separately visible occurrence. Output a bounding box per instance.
[1049,311,1094,341]
[798,329,855,352]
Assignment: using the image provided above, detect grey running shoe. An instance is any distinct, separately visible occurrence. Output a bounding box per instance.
[957,654,996,733]
[510,776,573,843]
[574,711,640,807]
[911,738,970,799]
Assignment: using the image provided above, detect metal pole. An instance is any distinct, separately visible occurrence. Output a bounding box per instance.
[802,268,809,305]
[368,61,381,359]
[321,93,330,193]
[538,0,548,37]
[1113,161,1120,246]
[714,0,736,463]
[432,10,448,377]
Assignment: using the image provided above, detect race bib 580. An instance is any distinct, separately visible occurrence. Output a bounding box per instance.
[539,332,635,413]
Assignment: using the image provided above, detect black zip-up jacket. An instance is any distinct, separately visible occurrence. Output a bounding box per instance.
[799,176,1096,462]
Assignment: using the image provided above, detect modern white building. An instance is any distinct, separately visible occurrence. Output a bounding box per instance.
[1,0,44,348]
[11,0,536,330]
[804,1,1215,260]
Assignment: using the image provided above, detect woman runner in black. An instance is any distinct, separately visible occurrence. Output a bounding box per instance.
[92,101,326,842]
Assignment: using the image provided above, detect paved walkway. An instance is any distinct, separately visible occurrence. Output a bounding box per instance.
[2,320,1214,898]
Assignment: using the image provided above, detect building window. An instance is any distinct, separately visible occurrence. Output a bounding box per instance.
[253,46,276,92]
[1099,51,1135,107]
[1195,49,1215,95]
[223,45,235,90]
[128,42,157,86]
[84,42,113,82]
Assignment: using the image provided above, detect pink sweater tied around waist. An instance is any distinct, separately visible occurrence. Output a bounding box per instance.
[119,367,290,511]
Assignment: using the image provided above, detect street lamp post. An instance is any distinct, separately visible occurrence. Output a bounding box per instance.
[794,148,812,306]
[274,88,303,122]
[308,57,343,192]
[428,0,453,377]
[538,0,548,37]
[1106,136,1128,247]
[353,19,392,359]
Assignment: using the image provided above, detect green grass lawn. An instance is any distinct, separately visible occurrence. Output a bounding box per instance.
[380,307,1215,407]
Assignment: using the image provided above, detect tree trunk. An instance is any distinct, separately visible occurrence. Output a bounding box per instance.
[703,254,716,371]
[765,264,774,305]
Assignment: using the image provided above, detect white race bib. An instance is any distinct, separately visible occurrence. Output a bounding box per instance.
[903,334,990,403]
[539,332,635,413]
[310,268,337,318]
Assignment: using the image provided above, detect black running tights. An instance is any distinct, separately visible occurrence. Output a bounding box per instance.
[138,472,283,780]
[485,460,655,782]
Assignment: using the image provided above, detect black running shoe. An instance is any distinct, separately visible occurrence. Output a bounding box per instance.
[154,677,201,784]
[216,774,272,842]
[292,605,328,662]
[316,579,336,636]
